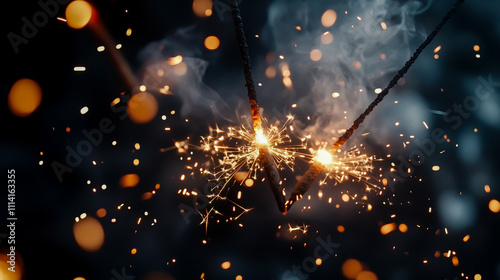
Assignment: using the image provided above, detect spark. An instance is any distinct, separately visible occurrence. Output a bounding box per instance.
[74,66,86,72]
[314,147,378,190]
[288,223,309,234]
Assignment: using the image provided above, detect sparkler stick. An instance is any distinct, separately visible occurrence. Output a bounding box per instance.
[229,0,286,212]
[285,0,466,211]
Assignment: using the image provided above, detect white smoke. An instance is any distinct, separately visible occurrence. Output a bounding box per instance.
[137,26,232,118]
[261,0,432,145]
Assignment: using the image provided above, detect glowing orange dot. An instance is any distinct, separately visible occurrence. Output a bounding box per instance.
[66,127,71,132]
[398,223,408,233]
[96,208,107,218]
[192,0,212,17]
[321,9,337,27]
[380,223,396,235]
[131,248,137,255]
[204,35,220,50]
[221,261,231,269]
[127,92,158,124]
[342,259,363,279]
[282,77,293,88]
[356,270,378,280]
[66,0,93,29]
[310,49,322,61]
[168,55,183,66]
[142,192,153,200]
[315,258,323,266]
[120,174,140,188]
[463,235,470,242]
[337,225,345,233]
[452,256,459,266]
[235,276,243,280]
[8,78,42,117]
[352,60,362,70]
[489,199,500,213]
[265,66,277,78]
[473,45,480,52]
[244,179,254,187]
[73,216,105,252]
[342,194,350,202]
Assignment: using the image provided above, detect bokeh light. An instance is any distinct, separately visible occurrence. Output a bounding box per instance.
[342,258,363,279]
[356,271,378,280]
[127,92,158,124]
[192,0,212,17]
[310,49,322,61]
[8,78,42,117]
[398,224,408,233]
[204,35,220,50]
[380,223,396,235]
[0,249,23,280]
[66,0,93,29]
[489,199,500,213]
[321,9,337,27]
[73,216,105,252]
[120,174,140,188]
[221,261,231,269]
[438,192,477,230]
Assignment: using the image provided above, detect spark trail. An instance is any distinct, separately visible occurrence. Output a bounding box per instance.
[285,0,466,211]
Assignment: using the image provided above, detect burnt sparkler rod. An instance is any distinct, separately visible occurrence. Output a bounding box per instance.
[285,0,466,211]
[229,0,286,212]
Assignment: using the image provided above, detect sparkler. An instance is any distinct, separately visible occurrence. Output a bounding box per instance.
[285,0,466,211]
[313,147,377,189]
[200,117,303,203]
[229,0,286,212]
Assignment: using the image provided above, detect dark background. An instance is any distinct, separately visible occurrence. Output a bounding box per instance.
[1,0,500,279]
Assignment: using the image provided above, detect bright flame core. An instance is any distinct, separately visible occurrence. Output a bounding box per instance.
[315,149,333,165]
[255,129,269,145]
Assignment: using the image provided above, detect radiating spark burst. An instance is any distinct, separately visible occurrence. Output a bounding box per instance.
[311,146,380,193]
[203,115,305,200]
[175,115,306,231]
